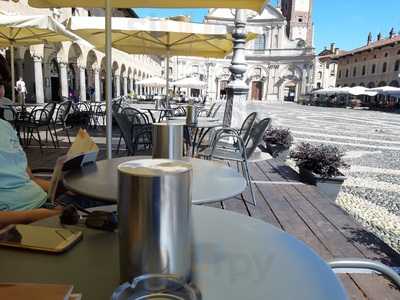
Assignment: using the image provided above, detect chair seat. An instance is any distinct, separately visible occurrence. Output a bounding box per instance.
[199,147,243,162]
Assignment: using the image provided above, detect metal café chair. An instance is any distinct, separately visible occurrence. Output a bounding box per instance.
[18,102,57,151]
[52,100,72,146]
[198,117,272,206]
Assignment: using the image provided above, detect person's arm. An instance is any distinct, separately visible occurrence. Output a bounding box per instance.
[26,168,51,192]
[0,209,62,228]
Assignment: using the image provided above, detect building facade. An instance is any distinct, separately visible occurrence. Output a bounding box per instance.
[169,1,315,103]
[313,43,341,89]
[335,30,400,88]
[0,0,162,103]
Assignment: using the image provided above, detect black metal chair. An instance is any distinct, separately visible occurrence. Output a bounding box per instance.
[93,102,107,127]
[116,107,151,154]
[198,117,272,206]
[18,102,57,151]
[52,100,72,146]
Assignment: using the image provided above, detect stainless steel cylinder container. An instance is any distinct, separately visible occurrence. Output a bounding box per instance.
[118,159,193,284]
[186,105,198,125]
[152,123,183,160]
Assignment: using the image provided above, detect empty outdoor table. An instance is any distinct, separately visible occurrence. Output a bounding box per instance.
[0,206,348,300]
[63,157,247,205]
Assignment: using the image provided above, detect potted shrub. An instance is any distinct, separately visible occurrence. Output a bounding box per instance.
[289,142,348,201]
[260,127,293,161]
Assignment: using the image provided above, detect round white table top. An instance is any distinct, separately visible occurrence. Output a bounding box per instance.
[63,157,247,205]
[0,206,348,300]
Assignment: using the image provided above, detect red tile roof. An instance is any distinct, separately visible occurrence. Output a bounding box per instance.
[335,35,400,58]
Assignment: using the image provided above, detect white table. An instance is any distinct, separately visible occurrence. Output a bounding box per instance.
[0,206,348,300]
[63,157,247,205]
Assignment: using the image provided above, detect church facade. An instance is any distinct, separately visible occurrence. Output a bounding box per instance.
[169,0,315,103]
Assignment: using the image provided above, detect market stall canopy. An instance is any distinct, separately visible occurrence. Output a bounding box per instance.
[29,0,266,13]
[368,86,400,96]
[66,17,261,58]
[136,76,168,88]
[347,86,377,97]
[173,77,207,89]
[312,87,351,95]
[0,14,78,47]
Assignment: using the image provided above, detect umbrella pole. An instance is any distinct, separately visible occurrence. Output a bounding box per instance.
[105,0,113,159]
[10,44,15,103]
[166,53,170,106]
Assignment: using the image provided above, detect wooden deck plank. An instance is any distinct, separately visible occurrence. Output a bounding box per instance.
[262,160,400,299]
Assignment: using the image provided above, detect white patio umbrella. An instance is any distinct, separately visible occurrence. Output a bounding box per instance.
[29,0,266,160]
[312,87,351,95]
[0,15,78,103]
[136,76,167,88]
[348,86,377,97]
[67,17,260,94]
[172,77,207,89]
[368,86,400,96]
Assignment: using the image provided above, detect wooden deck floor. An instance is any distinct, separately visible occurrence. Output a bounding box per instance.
[25,138,400,300]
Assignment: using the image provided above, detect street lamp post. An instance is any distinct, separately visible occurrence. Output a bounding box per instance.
[222,9,249,127]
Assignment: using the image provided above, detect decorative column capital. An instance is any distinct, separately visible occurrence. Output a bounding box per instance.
[32,55,43,63]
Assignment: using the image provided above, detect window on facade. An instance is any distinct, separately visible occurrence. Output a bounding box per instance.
[374,55,377,59]
[395,60,400,72]
[372,64,376,74]
[192,65,199,74]
[353,67,357,77]
[362,65,366,76]
[382,62,388,73]
[385,53,389,57]
[338,70,342,79]
[255,67,262,76]
[398,50,400,55]
[318,71,322,79]
[326,63,329,69]
[345,69,349,78]
[254,34,265,52]
[298,18,303,22]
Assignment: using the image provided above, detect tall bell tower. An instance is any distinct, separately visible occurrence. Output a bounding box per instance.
[280,0,313,47]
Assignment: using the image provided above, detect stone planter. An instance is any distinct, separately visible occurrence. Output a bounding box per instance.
[298,167,346,201]
[259,144,289,162]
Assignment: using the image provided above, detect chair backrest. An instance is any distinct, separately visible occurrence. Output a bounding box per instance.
[55,100,72,124]
[211,103,222,118]
[75,102,90,112]
[245,117,272,158]
[121,107,149,125]
[113,111,135,155]
[239,112,258,145]
[40,102,56,124]
[206,103,216,117]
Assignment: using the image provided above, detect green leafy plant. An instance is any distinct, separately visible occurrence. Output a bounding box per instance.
[263,127,293,149]
[290,142,348,178]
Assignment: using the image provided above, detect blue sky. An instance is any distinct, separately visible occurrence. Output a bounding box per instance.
[136,0,400,52]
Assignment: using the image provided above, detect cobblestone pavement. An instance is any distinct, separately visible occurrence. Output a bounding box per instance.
[246,102,400,252]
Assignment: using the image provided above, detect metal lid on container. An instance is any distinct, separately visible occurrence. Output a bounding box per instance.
[118,159,192,177]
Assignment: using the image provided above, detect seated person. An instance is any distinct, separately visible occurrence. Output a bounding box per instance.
[0,118,61,227]
[0,81,13,107]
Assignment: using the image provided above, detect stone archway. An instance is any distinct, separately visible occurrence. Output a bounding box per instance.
[112,61,119,98]
[120,64,126,96]
[23,49,35,102]
[86,50,99,101]
[67,43,83,101]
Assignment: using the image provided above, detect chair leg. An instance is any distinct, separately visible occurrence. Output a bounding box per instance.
[47,126,57,149]
[53,123,60,148]
[241,160,256,206]
[64,125,71,144]
[36,128,43,153]
[117,135,123,153]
